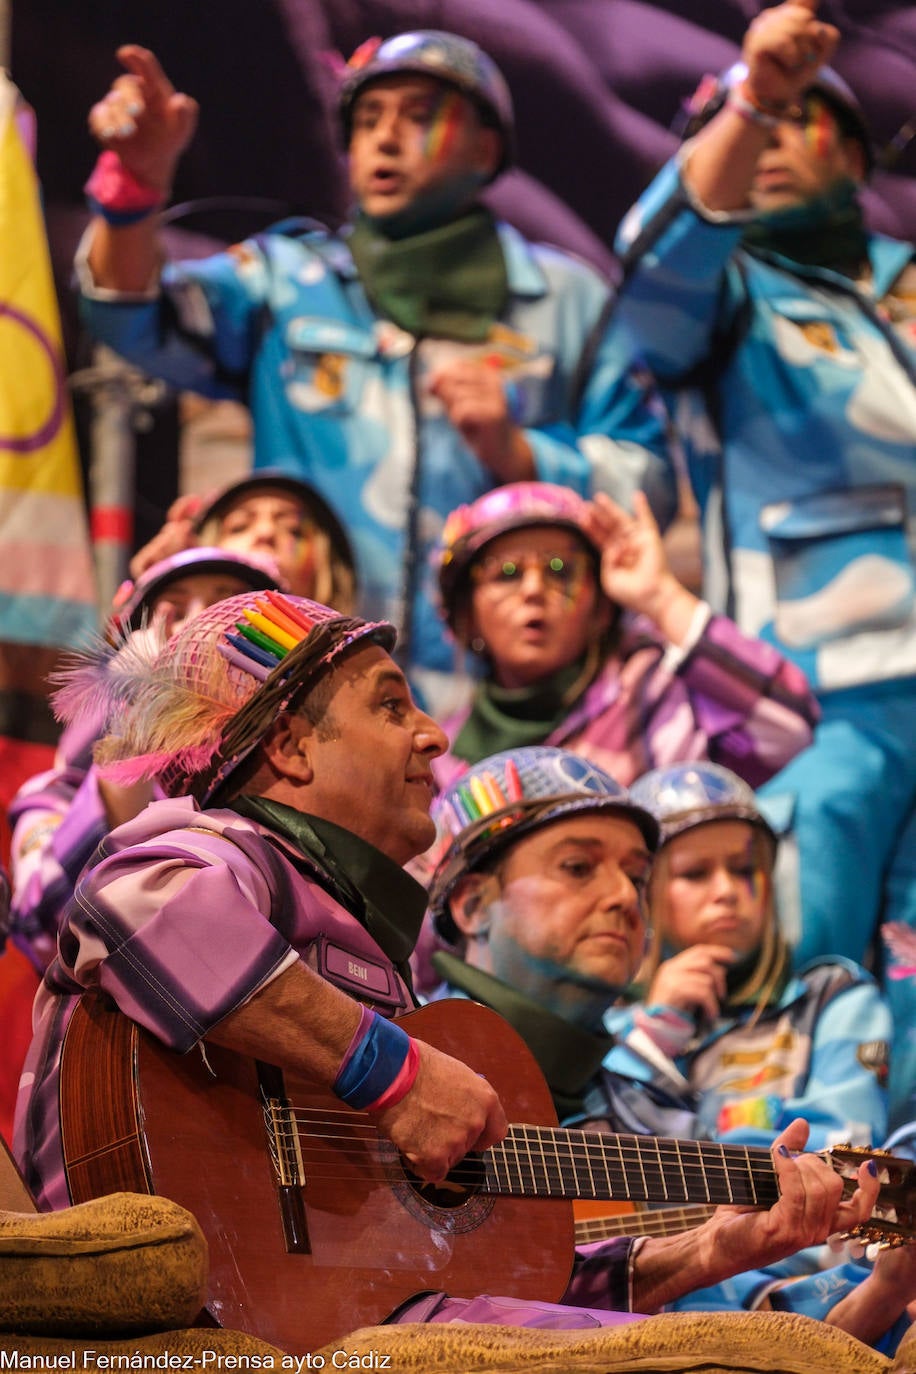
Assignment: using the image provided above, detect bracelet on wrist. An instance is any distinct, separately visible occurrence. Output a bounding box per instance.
[726,90,784,130]
[363,1039,420,1113]
[333,1007,417,1111]
[84,150,168,227]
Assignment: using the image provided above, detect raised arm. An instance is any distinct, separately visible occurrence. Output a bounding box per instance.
[85,45,198,293]
[681,0,839,212]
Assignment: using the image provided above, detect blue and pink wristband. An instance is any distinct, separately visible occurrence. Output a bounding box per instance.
[84,150,167,226]
[333,1005,420,1113]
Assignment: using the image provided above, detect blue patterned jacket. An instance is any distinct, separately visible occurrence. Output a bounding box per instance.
[612,156,916,695]
[79,221,674,702]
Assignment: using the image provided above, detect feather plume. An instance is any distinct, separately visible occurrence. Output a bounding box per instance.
[96,742,223,788]
[94,636,248,776]
[50,622,169,730]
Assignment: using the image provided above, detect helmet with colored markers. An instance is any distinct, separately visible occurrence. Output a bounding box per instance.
[56,591,396,807]
[339,30,515,175]
[427,745,658,941]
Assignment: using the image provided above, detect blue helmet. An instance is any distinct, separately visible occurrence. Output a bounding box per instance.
[339,30,515,176]
[630,762,777,851]
[427,745,658,940]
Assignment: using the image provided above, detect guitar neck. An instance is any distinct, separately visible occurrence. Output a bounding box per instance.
[483,1126,779,1209]
[574,1204,716,1245]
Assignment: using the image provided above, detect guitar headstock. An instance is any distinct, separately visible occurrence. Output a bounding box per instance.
[827,1144,916,1246]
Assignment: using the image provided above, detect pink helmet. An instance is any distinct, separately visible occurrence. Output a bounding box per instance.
[437,482,596,636]
[108,546,285,636]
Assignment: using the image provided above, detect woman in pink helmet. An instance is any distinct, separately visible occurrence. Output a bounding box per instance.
[433,480,819,793]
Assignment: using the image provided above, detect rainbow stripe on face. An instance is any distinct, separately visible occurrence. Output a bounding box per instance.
[805,94,835,159]
[423,89,467,164]
[561,555,593,609]
[749,863,768,908]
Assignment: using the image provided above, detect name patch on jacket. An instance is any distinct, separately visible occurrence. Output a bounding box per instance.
[316,937,407,1012]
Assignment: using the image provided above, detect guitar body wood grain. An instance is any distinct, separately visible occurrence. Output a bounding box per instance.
[60,994,574,1353]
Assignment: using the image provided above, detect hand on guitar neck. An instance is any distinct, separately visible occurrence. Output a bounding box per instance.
[631,1117,883,1314]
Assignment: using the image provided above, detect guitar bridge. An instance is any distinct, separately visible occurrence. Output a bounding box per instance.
[265,1095,305,1187]
[258,1063,310,1254]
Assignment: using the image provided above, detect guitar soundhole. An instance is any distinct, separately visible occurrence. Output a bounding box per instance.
[406,1153,486,1209]
[380,1145,495,1234]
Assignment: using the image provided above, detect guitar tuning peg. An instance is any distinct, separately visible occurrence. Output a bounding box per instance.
[828,1226,867,1258]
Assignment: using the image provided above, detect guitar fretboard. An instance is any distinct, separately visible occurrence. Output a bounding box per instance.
[574,1204,716,1245]
[483,1126,780,1208]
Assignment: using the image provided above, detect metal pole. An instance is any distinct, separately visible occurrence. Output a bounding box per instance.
[70,345,168,609]
[0,1,11,71]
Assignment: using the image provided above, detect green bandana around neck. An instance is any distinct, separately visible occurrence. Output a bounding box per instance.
[432,951,613,1119]
[742,177,868,276]
[453,656,592,765]
[348,205,509,342]
[231,794,426,966]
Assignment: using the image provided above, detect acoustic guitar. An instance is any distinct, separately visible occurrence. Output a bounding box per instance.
[60,992,916,1354]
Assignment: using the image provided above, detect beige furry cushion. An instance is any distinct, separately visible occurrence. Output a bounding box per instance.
[0,1193,207,1335]
[315,1311,893,1373]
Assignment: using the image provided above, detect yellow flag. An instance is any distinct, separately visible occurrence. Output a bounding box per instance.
[0,69,97,649]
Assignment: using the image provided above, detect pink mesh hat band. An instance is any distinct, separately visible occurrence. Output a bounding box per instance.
[92,589,396,804]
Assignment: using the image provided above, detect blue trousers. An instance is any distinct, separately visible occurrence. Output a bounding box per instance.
[758,679,916,1129]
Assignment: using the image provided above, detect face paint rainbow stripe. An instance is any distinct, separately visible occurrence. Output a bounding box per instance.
[561,554,592,609]
[423,89,467,164]
[805,94,835,159]
[749,864,767,907]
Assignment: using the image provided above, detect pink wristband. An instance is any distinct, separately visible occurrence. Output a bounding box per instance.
[84,150,167,225]
[363,1038,421,1113]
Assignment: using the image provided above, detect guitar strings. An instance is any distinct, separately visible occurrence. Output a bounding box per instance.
[260,1106,893,1212]
[279,1114,790,1179]
[264,1117,793,1203]
[573,1206,716,1244]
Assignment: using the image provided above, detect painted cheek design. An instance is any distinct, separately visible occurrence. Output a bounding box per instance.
[423,90,467,164]
[749,867,768,905]
[805,95,836,159]
[561,563,592,609]
[283,537,316,594]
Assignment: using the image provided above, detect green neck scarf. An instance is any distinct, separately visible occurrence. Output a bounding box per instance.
[452,656,592,765]
[231,795,426,966]
[742,178,868,277]
[433,951,614,1120]
[348,205,509,342]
